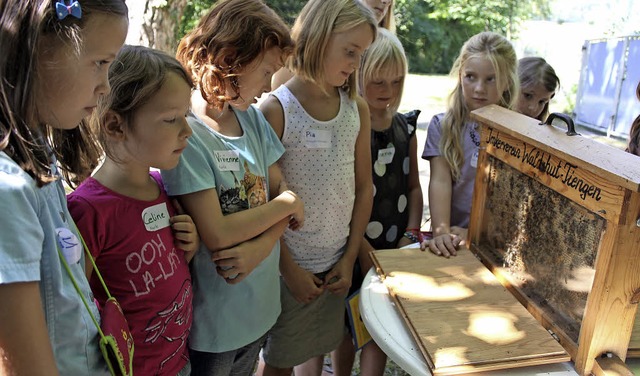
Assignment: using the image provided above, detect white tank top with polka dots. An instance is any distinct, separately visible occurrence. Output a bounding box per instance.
[272,85,360,273]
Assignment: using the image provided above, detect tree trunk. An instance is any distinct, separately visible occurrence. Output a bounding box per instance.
[132,0,189,53]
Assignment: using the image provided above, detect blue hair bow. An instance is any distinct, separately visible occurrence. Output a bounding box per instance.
[56,0,82,20]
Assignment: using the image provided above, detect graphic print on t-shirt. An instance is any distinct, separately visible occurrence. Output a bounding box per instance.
[219,160,267,215]
[144,279,193,373]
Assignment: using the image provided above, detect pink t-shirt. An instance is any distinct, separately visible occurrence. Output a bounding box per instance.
[68,172,192,376]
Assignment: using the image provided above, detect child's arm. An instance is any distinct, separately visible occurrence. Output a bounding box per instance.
[209,163,303,282]
[170,199,199,263]
[212,216,289,283]
[260,95,285,139]
[357,238,376,278]
[424,156,462,257]
[260,96,328,301]
[279,238,324,303]
[177,185,302,252]
[397,133,424,248]
[324,96,373,296]
[0,282,60,375]
[268,162,303,229]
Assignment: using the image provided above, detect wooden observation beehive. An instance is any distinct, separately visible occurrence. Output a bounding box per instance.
[468,105,640,375]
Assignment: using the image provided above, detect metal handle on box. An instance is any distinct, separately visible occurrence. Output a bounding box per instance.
[541,112,580,136]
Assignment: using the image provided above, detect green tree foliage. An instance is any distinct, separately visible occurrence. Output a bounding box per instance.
[268,0,305,27]
[177,0,303,42]
[178,0,214,39]
[176,0,549,74]
[396,0,549,73]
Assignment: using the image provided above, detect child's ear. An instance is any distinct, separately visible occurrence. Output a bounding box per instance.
[103,110,126,139]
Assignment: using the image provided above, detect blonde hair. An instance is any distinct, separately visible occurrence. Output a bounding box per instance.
[289,0,378,98]
[440,31,518,179]
[377,0,395,33]
[518,57,560,121]
[176,0,293,110]
[359,28,407,112]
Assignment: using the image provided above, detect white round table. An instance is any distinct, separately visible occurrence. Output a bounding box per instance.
[359,263,640,375]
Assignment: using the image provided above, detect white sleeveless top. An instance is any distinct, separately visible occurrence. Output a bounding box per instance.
[272,86,360,273]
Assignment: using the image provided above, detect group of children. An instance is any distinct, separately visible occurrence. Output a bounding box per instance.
[11,0,633,375]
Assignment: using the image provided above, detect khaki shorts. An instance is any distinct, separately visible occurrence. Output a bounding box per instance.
[262,274,348,368]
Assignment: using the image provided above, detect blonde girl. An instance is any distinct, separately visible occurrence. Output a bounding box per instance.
[516,56,560,121]
[421,31,518,258]
[259,0,377,375]
[361,0,395,32]
[68,45,198,376]
[270,0,394,91]
[0,0,127,374]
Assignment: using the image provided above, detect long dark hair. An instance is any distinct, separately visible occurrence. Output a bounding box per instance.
[0,0,128,187]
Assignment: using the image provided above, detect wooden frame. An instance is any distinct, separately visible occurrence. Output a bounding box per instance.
[468,105,640,375]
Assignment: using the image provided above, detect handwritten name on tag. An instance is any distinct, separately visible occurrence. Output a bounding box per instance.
[142,202,171,232]
[305,129,332,148]
[214,150,240,171]
[56,227,82,264]
[378,147,395,165]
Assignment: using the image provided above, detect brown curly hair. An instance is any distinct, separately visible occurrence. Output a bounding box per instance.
[176,0,293,110]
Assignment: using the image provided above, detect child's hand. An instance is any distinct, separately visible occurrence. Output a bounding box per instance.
[170,215,199,252]
[450,226,468,246]
[170,199,199,256]
[323,258,353,296]
[282,264,323,304]
[211,239,268,284]
[422,232,463,258]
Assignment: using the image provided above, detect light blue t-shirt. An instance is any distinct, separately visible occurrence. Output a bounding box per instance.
[161,105,285,353]
[0,152,108,375]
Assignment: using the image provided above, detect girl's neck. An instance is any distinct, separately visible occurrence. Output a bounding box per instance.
[287,76,342,122]
[191,91,242,137]
[92,158,160,201]
[369,107,394,132]
[289,76,339,100]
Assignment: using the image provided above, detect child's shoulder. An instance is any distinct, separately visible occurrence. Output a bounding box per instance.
[393,110,421,136]
[0,152,31,184]
[354,94,369,118]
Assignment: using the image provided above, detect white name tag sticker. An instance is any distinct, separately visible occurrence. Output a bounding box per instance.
[142,202,171,232]
[214,150,240,171]
[304,129,332,148]
[56,227,82,264]
[471,149,479,168]
[378,147,395,165]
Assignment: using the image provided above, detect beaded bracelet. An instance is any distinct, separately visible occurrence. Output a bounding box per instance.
[403,228,420,243]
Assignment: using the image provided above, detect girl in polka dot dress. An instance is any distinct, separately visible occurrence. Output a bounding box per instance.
[259,0,377,374]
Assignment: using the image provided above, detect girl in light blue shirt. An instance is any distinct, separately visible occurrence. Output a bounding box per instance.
[0,1,128,374]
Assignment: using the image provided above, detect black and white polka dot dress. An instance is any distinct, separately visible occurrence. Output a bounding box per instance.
[365,111,418,249]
